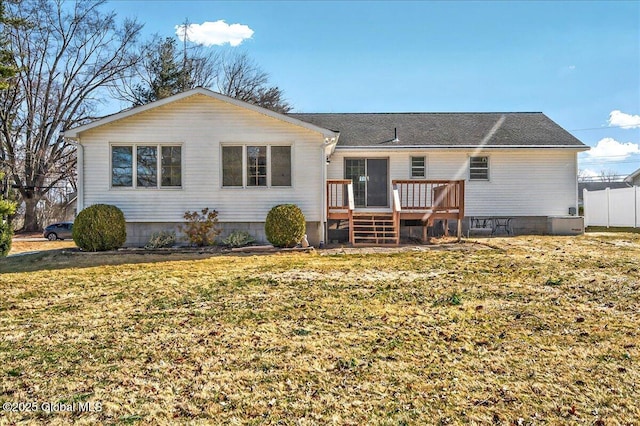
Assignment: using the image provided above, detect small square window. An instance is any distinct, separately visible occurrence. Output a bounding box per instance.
[411,156,426,178]
[469,156,489,180]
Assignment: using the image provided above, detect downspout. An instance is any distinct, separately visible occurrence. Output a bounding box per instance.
[321,144,326,245]
[575,152,579,216]
[67,139,84,214]
[321,134,339,245]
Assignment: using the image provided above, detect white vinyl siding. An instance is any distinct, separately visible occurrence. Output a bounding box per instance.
[81,94,323,222]
[328,148,579,217]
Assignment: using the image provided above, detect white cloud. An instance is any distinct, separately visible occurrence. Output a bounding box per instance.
[608,110,640,129]
[175,20,254,47]
[584,137,640,160]
[568,65,576,70]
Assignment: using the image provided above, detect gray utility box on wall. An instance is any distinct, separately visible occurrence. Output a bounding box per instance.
[547,216,584,235]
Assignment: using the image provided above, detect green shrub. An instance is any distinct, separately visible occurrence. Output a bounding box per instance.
[222,230,255,248]
[73,204,126,251]
[0,221,12,257]
[0,191,16,257]
[145,231,176,249]
[181,208,221,247]
[265,204,306,248]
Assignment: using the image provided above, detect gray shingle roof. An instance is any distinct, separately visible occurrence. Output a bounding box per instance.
[289,112,586,148]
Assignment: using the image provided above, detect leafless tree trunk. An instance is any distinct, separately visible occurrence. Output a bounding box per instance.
[0,0,142,231]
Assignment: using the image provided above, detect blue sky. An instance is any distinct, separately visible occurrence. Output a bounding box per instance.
[107,0,640,178]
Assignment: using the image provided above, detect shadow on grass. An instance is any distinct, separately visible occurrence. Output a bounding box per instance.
[0,249,231,274]
[586,226,640,234]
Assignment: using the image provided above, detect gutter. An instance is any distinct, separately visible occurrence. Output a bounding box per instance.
[335,145,590,151]
[321,134,340,244]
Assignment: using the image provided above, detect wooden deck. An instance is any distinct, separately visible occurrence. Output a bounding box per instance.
[327,179,465,245]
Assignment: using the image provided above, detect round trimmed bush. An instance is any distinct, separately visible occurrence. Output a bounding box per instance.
[73,204,126,251]
[265,204,306,248]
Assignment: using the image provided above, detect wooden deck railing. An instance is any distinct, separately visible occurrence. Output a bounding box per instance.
[392,179,465,214]
[393,179,465,241]
[327,179,354,217]
[328,179,465,242]
[392,184,402,244]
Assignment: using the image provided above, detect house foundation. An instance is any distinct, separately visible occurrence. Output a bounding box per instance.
[124,221,322,248]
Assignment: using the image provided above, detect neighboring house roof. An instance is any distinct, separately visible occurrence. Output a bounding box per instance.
[578,181,632,201]
[624,167,640,183]
[289,112,588,149]
[63,87,339,140]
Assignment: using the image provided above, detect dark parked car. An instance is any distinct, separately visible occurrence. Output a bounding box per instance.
[43,222,73,241]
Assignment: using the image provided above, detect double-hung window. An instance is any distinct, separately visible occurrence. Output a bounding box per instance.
[469,156,489,180]
[111,144,182,188]
[410,156,426,178]
[222,145,291,188]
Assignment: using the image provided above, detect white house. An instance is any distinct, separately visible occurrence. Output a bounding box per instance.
[625,167,640,186]
[64,87,588,246]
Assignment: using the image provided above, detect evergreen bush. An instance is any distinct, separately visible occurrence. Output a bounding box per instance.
[264,204,306,248]
[72,204,126,251]
[0,221,12,257]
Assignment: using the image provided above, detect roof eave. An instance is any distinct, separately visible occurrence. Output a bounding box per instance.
[335,144,590,151]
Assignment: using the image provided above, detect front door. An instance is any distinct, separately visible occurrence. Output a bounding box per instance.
[344,158,389,207]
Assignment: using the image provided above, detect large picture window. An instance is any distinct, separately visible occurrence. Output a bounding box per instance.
[111,144,182,188]
[222,145,291,188]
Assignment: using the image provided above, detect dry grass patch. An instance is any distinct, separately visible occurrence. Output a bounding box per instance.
[0,234,638,424]
[9,239,76,255]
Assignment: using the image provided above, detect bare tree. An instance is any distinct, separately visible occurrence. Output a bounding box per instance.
[598,169,620,183]
[0,0,142,231]
[217,52,291,113]
[116,29,291,113]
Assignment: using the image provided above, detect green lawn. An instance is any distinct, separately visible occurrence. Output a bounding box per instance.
[1,235,639,425]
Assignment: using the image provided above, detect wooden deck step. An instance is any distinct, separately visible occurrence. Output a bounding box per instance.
[349,213,399,245]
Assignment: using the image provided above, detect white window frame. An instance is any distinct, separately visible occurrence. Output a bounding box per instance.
[410,155,427,179]
[469,155,490,181]
[221,143,293,189]
[110,143,183,189]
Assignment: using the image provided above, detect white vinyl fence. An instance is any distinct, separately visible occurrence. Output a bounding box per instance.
[583,186,640,227]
